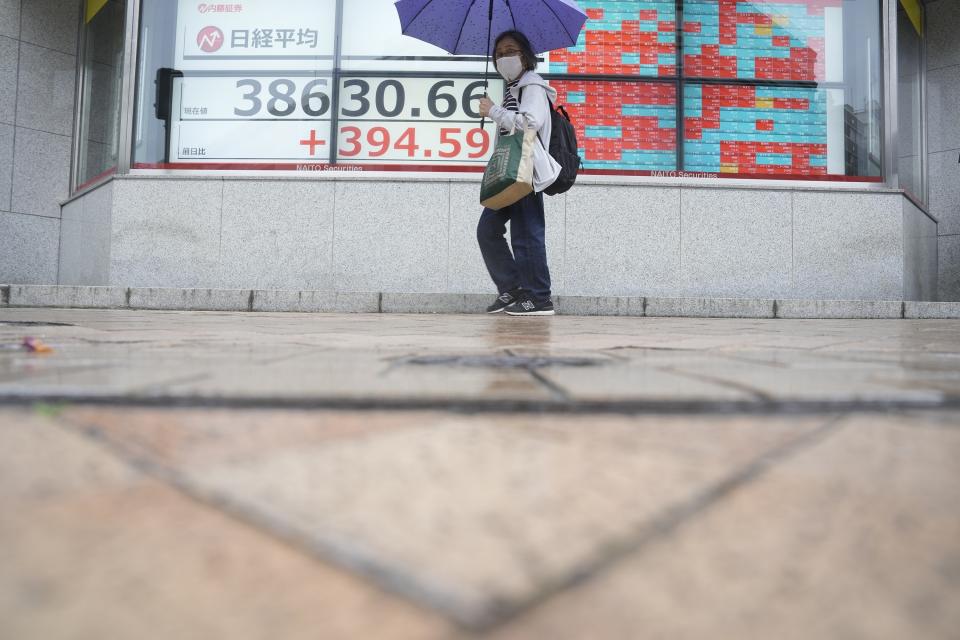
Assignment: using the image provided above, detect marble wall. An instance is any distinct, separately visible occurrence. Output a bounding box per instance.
[60,175,937,301]
[926,0,960,300]
[0,0,79,285]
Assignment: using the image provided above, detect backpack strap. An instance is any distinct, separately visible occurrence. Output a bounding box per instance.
[518,86,555,109]
[518,86,551,150]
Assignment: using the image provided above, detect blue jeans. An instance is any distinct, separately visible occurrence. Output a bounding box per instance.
[476,191,551,302]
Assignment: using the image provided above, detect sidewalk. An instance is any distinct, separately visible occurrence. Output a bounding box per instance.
[1,308,959,639]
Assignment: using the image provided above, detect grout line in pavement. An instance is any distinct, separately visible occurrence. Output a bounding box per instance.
[54,406,849,633]
[503,348,572,403]
[527,368,571,403]
[1,394,958,416]
[656,365,776,402]
[39,403,957,631]
[467,414,849,632]
[51,411,465,630]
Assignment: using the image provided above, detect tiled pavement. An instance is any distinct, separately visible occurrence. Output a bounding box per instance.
[1,309,959,639]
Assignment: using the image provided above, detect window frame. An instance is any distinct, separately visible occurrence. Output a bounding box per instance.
[881,0,931,209]
[90,0,909,193]
[70,0,136,196]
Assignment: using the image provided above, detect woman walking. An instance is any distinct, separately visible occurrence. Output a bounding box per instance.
[477,30,561,316]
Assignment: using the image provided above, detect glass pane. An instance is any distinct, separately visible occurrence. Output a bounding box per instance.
[545,0,677,76]
[126,0,885,180]
[76,0,126,190]
[340,0,488,73]
[897,0,924,201]
[684,83,834,176]
[680,0,882,180]
[133,0,336,168]
[682,0,839,82]
[553,79,676,171]
[841,0,883,177]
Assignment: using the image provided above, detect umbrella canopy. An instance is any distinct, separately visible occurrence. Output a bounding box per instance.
[394,0,587,56]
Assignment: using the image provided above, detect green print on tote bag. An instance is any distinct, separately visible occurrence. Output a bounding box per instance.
[480,125,537,210]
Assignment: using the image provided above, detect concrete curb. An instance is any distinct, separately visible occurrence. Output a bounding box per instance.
[5,285,128,309]
[381,293,490,314]
[554,296,642,316]
[775,299,905,319]
[647,297,775,318]
[127,288,251,312]
[3,285,960,319]
[251,290,381,313]
[904,301,960,319]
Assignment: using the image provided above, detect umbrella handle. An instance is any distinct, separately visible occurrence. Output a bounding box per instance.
[479,90,489,129]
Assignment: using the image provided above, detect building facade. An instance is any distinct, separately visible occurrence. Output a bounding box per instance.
[0,0,958,301]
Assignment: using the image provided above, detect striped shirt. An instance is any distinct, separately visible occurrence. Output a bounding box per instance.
[499,79,520,135]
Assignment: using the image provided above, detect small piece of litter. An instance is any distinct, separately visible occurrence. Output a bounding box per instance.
[22,337,54,353]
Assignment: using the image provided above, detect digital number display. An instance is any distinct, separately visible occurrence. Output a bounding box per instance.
[232,78,331,118]
[337,124,490,163]
[177,76,334,120]
[338,78,492,121]
[335,77,500,165]
[170,75,502,165]
[172,75,334,161]
[168,0,501,168]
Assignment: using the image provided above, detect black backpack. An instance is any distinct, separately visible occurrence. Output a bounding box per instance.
[521,88,582,195]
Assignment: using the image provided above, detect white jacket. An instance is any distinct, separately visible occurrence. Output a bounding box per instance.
[488,71,562,193]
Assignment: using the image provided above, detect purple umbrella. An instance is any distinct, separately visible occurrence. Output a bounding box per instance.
[394,0,587,56]
[394,0,587,127]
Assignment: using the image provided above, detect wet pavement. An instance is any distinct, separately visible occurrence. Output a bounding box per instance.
[1,308,959,639]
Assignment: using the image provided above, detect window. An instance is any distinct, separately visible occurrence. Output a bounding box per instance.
[75,0,127,191]
[133,0,336,169]
[896,0,925,203]
[550,0,882,179]
[130,0,884,182]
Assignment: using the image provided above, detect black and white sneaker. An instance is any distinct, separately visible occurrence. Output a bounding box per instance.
[505,297,555,316]
[486,288,523,314]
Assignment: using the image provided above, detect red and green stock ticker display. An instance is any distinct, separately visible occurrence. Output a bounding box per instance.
[684,84,828,176]
[544,0,844,177]
[681,0,838,81]
[548,0,678,77]
[551,80,677,171]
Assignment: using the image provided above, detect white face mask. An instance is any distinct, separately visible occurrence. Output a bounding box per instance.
[496,55,524,82]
